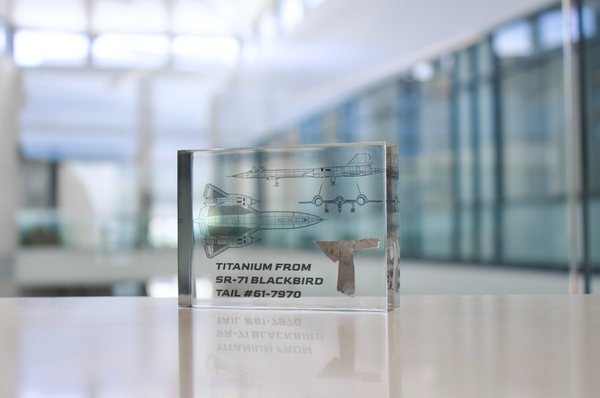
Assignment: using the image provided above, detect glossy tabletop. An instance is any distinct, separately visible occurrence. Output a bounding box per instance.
[0,295,598,398]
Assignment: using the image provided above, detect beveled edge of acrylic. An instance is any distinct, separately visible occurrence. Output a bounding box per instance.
[177,141,393,154]
[189,304,390,313]
[177,150,194,308]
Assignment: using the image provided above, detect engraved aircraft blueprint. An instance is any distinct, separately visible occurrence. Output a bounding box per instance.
[299,183,382,213]
[230,153,384,186]
[196,184,324,258]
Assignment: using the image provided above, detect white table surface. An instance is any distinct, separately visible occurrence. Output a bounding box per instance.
[0,295,598,398]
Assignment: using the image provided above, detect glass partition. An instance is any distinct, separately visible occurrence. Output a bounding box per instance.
[265,3,600,293]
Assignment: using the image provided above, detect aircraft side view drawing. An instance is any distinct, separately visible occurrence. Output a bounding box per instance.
[299,183,382,213]
[196,184,324,258]
[229,153,384,186]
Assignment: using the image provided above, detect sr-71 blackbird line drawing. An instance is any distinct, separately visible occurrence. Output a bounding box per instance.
[196,184,324,258]
[229,153,384,186]
[299,183,382,213]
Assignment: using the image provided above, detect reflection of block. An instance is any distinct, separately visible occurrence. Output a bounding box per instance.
[178,143,400,311]
[316,239,380,297]
[206,356,258,381]
[318,324,381,383]
[204,356,322,397]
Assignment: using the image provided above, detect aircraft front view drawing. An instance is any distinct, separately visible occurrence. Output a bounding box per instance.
[196,184,324,258]
[229,153,384,186]
[299,183,382,213]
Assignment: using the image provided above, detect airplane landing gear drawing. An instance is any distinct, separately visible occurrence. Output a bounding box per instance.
[299,183,383,213]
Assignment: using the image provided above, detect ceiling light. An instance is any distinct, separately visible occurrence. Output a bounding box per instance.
[172,35,240,70]
[13,29,89,67]
[92,33,170,69]
[412,61,434,82]
[279,0,304,33]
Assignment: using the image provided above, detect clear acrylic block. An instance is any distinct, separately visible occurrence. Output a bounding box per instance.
[178,142,399,311]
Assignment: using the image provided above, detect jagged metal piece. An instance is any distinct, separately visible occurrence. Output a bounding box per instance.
[315,238,380,297]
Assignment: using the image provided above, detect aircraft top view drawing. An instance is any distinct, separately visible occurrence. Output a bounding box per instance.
[299,183,382,213]
[229,153,384,186]
[196,184,323,258]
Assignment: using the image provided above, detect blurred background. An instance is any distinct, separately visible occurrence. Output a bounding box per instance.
[0,0,597,297]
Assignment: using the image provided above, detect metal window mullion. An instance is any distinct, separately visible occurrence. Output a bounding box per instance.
[491,35,504,264]
[450,58,462,261]
[470,46,482,262]
[562,0,589,293]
